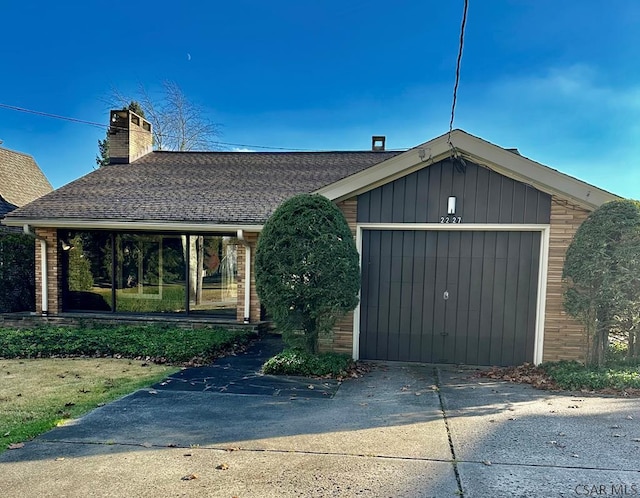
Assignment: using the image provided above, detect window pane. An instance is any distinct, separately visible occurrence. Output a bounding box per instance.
[188,235,237,318]
[62,231,112,311]
[115,234,186,313]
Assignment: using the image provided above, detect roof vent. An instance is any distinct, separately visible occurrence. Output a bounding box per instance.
[372,136,386,151]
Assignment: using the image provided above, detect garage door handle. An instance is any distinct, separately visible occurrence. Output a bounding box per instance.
[443,291,449,300]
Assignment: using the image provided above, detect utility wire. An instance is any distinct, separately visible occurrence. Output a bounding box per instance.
[448,0,469,145]
[0,102,107,130]
[1,102,400,152]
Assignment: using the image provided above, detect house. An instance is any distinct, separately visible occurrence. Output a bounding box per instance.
[0,196,19,232]
[0,146,53,208]
[0,147,52,311]
[2,109,620,366]
[0,147,52,233]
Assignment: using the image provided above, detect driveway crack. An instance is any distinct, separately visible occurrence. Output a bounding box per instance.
[435,367,464,497]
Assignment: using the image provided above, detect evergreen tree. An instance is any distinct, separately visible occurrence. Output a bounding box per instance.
[68,235,94,291]
[563,199,640,365]
[255,195,360,353]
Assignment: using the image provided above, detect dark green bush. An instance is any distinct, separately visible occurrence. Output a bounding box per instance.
[263,348,354,377]
[255,194,360,353]
[0,325,254,364]
[0,232,35,313]
[540,360,640,390]
[563,199,640,366]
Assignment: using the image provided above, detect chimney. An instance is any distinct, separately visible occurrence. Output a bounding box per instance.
[371,135,386,151]
[108,110,153,164]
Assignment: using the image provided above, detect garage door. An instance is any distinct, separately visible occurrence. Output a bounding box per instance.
[359,230,540,366]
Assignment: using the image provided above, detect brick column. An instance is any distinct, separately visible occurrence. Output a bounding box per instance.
[34,228,61,315]
[542,197,591,362]
[319,197,358,354]
[236,232,261,323]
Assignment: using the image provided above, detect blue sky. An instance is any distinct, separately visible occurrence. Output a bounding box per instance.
[1,1,638,198]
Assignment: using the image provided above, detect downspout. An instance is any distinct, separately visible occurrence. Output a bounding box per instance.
[236,229,251,323]
[23,225,48,315]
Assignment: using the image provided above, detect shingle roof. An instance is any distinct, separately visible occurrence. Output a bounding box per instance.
[0,147,53,207]
[0,195,17,218]
[0,195,20,233]
[5,151,401,225]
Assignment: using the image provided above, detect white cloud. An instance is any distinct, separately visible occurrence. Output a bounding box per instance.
[456,64,640,198]
[489,64,640,111]
[231,147,255,152]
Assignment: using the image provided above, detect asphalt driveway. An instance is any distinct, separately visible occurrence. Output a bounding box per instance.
[1,336,639,497]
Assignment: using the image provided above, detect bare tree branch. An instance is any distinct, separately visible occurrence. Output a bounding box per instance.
[105,81,222,151]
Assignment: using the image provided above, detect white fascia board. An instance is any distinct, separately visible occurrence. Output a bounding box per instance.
[357,222,548,231]
[1,218,264,233]
[317,130,620,210]
[454,133,620,210]
[316,134,452,202]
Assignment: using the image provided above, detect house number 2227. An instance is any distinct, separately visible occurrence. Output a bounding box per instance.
[440,216,462,224]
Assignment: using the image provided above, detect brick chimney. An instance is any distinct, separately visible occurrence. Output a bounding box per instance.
[371,135,386,151]
[108,110,153,164]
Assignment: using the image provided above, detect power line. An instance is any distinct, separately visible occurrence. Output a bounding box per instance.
[0,102,310,150]
[0,102,107,130]
[1,102,399,152]
[448,0,469,144]
[209,141,312,151]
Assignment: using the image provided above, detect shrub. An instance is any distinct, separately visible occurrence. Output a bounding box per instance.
[0,232,35,313]
[255,194,360,353]
[67,235,94,291]
[262,348,354,377]
[563,199,640,366]
[540,360,640,391]
[0,325,254,364]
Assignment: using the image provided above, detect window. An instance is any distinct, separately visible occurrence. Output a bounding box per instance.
[188,235,238,317]
[115,234,185,313]
[62,231,112,311]
[61,230,237,318]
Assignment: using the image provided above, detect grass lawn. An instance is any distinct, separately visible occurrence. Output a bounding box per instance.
[0,358,176,453]
[0,324,255,453]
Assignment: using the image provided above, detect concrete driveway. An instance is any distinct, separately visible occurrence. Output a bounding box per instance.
[1,340,639,497]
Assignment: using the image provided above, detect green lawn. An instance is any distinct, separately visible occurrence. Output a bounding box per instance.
[0,358,176,452]
[0,324,255,452]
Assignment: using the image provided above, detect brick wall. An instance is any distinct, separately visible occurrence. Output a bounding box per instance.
[34,227,62,314]
[542,197,591,362]
[319,198,358,354]
[0,312,267,334]
[236,232,261,323]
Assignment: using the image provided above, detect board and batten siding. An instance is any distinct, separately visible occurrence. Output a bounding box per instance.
[327,159,592,364]
[344,160,551,364]
[357,159,551,224]
[360,229,542,365]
